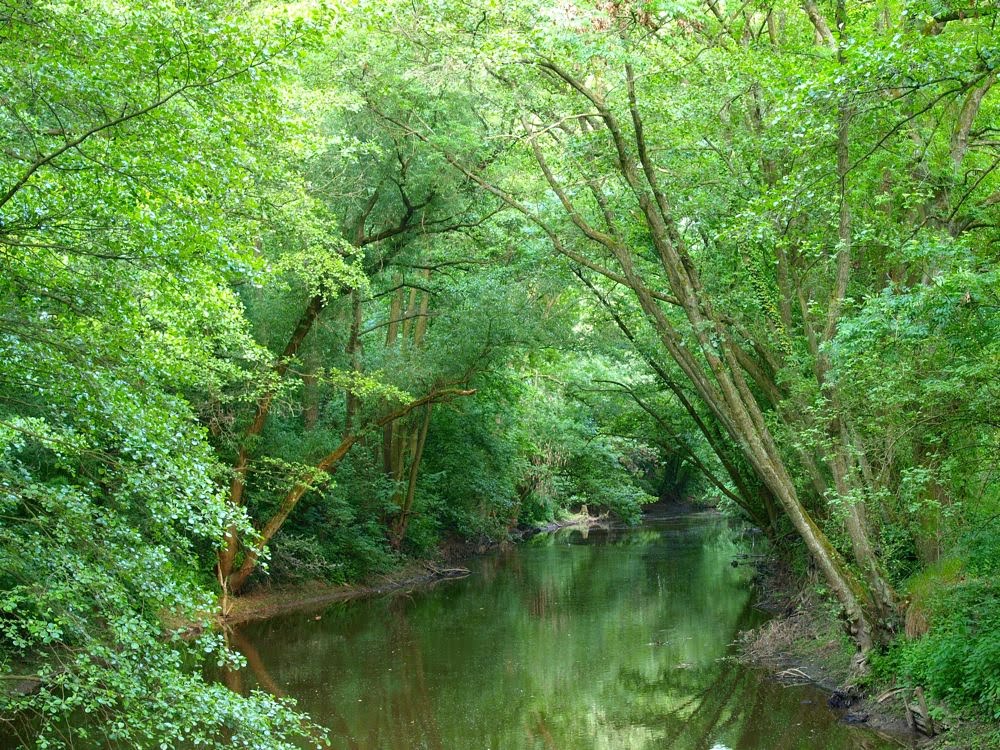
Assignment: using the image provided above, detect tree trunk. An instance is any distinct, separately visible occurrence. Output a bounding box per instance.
[227,388,474,593]
[422,54,892,650]
[344,289,363,436]
[302,347,320,432]
[218,292,325,583]
[547,60,882,649]
[391,404,433,548]
[576,269,782,535]
[217,179,437,588]
[383,280,406,473]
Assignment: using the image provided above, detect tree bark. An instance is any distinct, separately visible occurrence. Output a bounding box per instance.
[391,404,433,548]
[217,177,450,585]
[344,289,363,437]
[544,60,881,649]
[218,292,325,582]
[302,346,320,432]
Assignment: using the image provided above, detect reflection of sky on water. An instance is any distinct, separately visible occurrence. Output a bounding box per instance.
[226,513,902,750]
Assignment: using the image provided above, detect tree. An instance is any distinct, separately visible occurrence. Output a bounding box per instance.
[0,0,328,744]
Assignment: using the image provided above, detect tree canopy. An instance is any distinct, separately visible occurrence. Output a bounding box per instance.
[2,0,999,745]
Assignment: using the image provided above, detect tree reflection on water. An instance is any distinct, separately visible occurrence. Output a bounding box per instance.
[224,514,900,750]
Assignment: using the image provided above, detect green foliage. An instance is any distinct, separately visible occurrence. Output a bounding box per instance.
[262,533,349,585]
[0,0,325,745]
[871,521,1000,720]
[243,456,402,586]
[508,355,658,527]
[3,0,999,743]
[418,382,525,541]
[895,579,1000,719]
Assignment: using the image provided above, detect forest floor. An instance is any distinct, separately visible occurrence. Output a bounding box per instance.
[221,510,607,626]
[737,557,996,749]
[221,560,461,625]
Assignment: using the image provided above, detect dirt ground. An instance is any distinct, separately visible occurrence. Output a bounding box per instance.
[736,558,927,746]
[736,557,999,749]
[221,560,466,625]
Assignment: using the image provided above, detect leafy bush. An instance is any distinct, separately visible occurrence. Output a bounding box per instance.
[263,533,348,585]
[896,578,1000,719]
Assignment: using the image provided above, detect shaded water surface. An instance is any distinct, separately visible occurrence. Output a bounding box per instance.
[229,512,900,749]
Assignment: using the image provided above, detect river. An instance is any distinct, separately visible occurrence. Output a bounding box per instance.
[225,511,904,749]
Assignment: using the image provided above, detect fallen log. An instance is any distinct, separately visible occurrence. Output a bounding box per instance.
[422,562,471,579]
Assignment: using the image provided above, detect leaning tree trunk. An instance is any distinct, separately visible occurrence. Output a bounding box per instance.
[405,52,890,650]
[218,292,325,584]
[536,60,883,649]
[216,178,442,588]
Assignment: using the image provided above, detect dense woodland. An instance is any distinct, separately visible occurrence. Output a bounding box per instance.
[0,0,998,746]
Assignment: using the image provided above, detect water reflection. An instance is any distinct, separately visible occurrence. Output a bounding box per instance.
[228,513,901,749]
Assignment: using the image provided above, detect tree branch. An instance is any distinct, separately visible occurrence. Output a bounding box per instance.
[228,387,476,592]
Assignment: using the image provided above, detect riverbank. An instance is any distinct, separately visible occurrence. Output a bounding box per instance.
[737,583,918,743]
[737,557,997,750]
[221,510,608,626]
[221,560,464,625]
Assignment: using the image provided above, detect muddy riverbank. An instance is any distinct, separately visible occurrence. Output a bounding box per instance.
[735,556,995,749]
[221,510,609,626]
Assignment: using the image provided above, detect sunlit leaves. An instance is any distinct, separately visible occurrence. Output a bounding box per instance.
[0,0,326,745]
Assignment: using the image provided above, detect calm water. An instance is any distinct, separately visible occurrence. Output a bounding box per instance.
[226,512,903,750]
